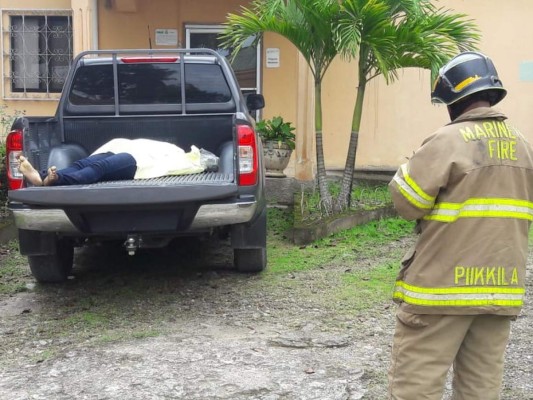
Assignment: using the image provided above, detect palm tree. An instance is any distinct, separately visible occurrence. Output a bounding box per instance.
[334,0,480,209]
[220,0,345,213]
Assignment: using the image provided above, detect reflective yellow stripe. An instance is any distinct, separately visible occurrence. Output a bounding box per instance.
[393,164,435,210]
[401,164,435,202]
[454,75,480,91]
[394,280,524,308]
[396,280,525,295]
[435,198,533,209]
[397,186,433,210]
[393,292,523,307]
[424,198,533,222]
[425,211,533,222]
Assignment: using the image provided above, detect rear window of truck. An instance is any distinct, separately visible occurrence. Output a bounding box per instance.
[69,63,232,105]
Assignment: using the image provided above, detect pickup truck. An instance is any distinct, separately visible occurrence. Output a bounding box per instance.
[5,48,267,283]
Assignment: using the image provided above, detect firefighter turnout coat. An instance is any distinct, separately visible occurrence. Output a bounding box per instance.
[389,107,533,316]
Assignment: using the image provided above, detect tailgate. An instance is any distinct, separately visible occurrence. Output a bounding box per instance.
[8,172,236,206]
[8,172,250,234]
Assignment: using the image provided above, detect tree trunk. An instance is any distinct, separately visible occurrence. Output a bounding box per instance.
[314,80,333,214]
[337,81,366,210]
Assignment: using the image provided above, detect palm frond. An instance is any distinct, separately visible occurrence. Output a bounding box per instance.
[220,0,341,81]
[336,0,480,85]
[393,7,480,80]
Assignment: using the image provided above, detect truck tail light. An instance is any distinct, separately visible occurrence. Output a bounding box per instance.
[237,124,258,186]
[6,128,23,190]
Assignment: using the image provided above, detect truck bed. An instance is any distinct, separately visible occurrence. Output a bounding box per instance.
[25,114,236,173]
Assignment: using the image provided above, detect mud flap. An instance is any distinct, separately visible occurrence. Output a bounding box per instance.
[230,207,267,249]
[18,229,59,256]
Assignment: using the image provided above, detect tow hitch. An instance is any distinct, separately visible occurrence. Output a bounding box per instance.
[124,234,143,256]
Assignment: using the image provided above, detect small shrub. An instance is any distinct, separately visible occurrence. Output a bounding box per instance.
[256,116,296,149]
[296,180,392,223]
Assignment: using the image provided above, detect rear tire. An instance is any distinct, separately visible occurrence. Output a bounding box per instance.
[28,239,74,283]
[234,247,267,273]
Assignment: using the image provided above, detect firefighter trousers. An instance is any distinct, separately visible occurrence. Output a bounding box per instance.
[387,310,512,400]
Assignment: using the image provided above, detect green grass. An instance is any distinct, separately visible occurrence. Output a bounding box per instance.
[338,260,399,311]
[31,349,56,364]
[0,240,31,294]
[59,310,161,342]
[295,181,392,223]
[64,311,108,328]
[266,207,415,314]
[267,211,533,314]
[267,207,414,275]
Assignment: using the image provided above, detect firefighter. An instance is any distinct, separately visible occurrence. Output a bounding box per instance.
[387,51,533,399]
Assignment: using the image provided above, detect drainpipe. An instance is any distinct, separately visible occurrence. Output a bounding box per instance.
[91,0,99,49]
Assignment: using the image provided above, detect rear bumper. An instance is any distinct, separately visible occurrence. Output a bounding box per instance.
[9,201,258,234]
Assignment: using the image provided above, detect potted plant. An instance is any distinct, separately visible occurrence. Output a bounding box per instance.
[256,116,295,177]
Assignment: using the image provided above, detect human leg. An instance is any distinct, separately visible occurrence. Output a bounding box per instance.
[53,152,115,176]
[18,152,137,186]
[451,315,512,400]
[43,166,58,186]
[54,152,136,185]
[50,152,115,185]
[17,156,44,186]
[97,153,137,182]
[18,153,115,186]
[388,310,474,400]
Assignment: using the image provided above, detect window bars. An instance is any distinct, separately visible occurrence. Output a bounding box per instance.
[2,10,73,98]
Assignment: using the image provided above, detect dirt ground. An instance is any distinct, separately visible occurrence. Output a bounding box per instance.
[0,234,532,400]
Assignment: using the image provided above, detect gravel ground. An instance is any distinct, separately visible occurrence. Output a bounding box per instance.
[0,234,531,400]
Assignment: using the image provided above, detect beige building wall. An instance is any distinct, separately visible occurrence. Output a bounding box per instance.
[3,0,532,181]
[321,0,533,171]
[97,0,250,49]
[259,33,303,178]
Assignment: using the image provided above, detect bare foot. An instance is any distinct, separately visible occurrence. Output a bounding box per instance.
[43,166,58,186]
[17,156,43,186]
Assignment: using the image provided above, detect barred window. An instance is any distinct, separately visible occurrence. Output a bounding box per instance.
[4,11,73,97]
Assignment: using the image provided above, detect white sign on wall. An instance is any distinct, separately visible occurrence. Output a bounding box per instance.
[266,48,280,68]
[155,29,178,46]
